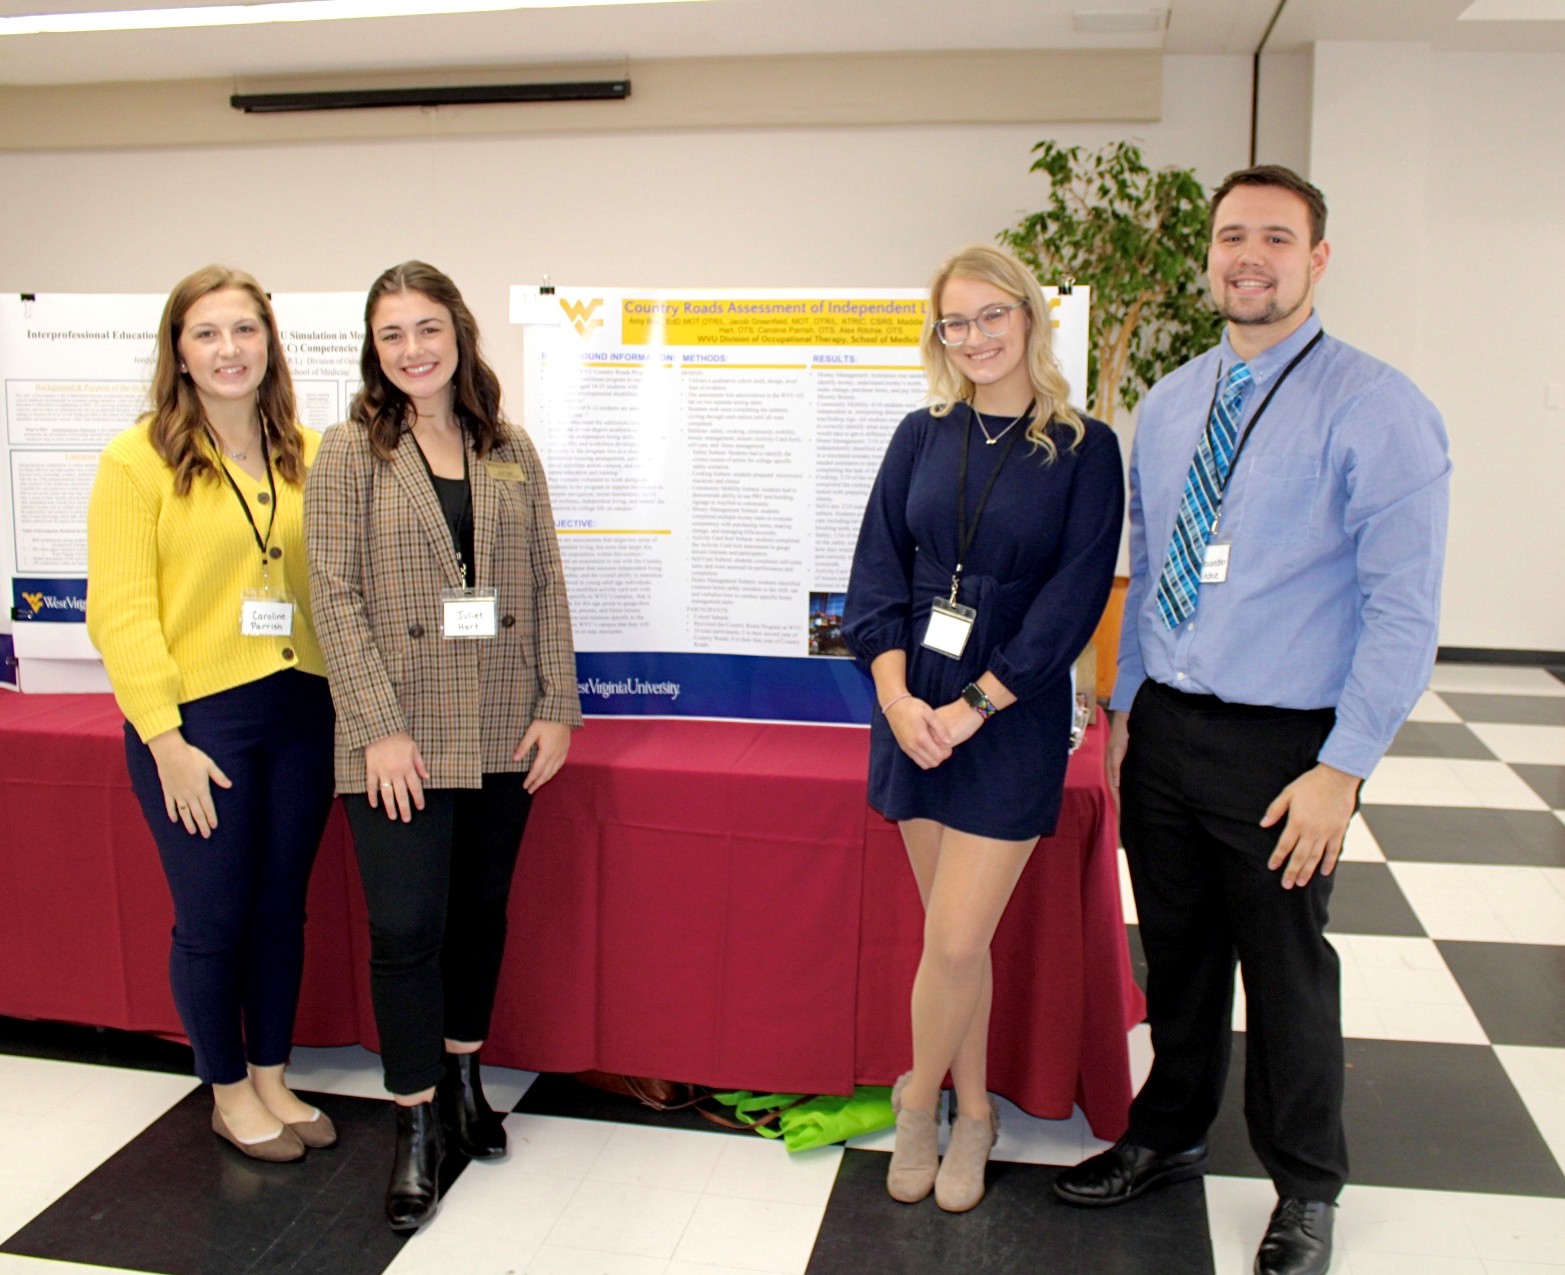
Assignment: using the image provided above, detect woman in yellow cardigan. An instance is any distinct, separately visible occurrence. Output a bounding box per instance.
[86,266,336,1162]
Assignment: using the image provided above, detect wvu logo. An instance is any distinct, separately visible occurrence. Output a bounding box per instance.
[559,297,605,338]
[21,591,44,614]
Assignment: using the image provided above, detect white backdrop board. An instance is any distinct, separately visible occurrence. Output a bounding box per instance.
[516,283,1090,724]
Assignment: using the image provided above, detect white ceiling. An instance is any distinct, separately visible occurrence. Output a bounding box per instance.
[0,0,1560,87]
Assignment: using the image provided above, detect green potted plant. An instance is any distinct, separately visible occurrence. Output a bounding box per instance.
[999,139,1221,426]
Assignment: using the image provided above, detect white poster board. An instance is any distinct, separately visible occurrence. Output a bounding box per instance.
[516,284,1090,723]
[0,292,365,691]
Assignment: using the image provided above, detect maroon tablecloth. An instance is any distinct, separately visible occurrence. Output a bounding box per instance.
[0,692,1144,1138]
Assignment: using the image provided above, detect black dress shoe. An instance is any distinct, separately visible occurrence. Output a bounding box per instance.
[386,1099,445,1234]
[437,1051,507,1160]
[1254,1197,1334,1275]
[1052,1139,1208,1206]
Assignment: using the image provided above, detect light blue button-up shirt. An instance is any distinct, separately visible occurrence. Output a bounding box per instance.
[1111,312,1451,778]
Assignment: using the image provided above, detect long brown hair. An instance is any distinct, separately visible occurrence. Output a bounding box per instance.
[352,261,508,459]
[148,265,304,496]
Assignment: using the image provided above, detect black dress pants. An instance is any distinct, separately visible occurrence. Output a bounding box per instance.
[1120,679,1348,1202]
[346,772,533,1096]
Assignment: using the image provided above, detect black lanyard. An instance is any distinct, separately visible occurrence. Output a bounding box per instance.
[211,428,278,570]
[949,405,1027,603]
[1206,329,1325,524]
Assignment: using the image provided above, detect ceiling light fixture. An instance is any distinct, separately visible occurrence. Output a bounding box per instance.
[1071,7,1169,35]
[0,0,710,38]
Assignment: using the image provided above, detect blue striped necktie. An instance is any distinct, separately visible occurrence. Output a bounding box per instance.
[1155,360,1252,629]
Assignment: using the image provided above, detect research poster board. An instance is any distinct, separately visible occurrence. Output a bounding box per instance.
[0,292,364,691]
[517,284,1090,724]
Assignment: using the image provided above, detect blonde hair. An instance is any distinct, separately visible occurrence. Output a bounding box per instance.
[147,265,303,496]
[922,244,1084,462]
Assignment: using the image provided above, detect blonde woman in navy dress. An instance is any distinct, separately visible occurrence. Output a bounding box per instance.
[844,244,1123,1211]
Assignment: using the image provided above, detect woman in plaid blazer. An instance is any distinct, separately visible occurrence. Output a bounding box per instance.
[306,261,581,1233]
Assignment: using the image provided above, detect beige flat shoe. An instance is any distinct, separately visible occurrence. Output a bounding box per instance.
[887,1071,939,1204]
[212,1108,305,1162]
[287,1108,338,1149]
[935,1105,1000,1212]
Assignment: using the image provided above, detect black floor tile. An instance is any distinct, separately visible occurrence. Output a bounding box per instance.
[806,1148,1213,1275]
[0,1088,461,1275]
[1204,1036,1565,1196]
[0,1014,195,1075]
[1437,693,1565,726]
[1361,806,1565,867]
[515,1070,758,1136]
[1512,764,1565,809]
[1385,722,1496,759]
[1322,862,1425,937]
[1439,940,1565,1048]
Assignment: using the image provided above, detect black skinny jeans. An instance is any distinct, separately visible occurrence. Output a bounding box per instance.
[346,772,533,1095]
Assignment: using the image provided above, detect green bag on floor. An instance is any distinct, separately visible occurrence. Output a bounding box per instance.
[709,1086,894,1153]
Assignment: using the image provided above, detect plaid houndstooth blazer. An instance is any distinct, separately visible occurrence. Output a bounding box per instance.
[306,419,582,793]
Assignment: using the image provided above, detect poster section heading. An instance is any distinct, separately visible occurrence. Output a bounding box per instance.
[518,285,1090,725]
[0,293,365,671]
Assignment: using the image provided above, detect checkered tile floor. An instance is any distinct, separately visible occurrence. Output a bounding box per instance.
[2,662,1562,1275]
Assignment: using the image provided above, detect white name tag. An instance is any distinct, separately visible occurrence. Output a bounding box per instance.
[240,592,294,637]
[442,588,498,639]
[922,598,976,659]
[1201,541,1231,584]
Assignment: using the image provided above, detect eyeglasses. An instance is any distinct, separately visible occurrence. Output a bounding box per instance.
[933,301,1027,347]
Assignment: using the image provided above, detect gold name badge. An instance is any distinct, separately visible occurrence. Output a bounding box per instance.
[485,461,526,482]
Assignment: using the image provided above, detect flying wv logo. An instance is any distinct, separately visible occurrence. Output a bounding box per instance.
[21,591,44,614]
[559,297,605,338]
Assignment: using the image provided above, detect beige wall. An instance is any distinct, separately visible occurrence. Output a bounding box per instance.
[1311,42,1565,652]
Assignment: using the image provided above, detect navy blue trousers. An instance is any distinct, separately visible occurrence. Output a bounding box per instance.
[346,773,533,1096]
[124,670,335,1085]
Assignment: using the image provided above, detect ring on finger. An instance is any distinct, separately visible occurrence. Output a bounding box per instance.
[380,781,394,789]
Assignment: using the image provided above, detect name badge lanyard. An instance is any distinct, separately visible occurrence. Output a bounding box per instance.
[923,407,1026,659]
[212,428,280,587]
[1204,330,1325,547]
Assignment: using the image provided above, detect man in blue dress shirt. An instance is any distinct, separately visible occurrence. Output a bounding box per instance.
[1052,166,1450,1275]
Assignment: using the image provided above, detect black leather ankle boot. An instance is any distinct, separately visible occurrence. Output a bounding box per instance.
[438,1051,507,1160]
[385,1099,444,1233]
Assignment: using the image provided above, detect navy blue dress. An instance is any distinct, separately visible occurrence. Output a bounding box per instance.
[843,405,1124,839]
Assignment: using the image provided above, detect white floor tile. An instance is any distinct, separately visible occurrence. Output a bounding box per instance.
[1482,1262,1565,1274]
[0,1172,73,1244]
[386,1223,551,1275]
[1408,691,1463,723]
[0,1258,146,1274]
[1362,759,1548,811]
[1202,1173,1281,1275]
[586,1123,728,1193]
[1390,863,1565,944]
[528,1248,671,1275]
[702,1136,841,1207]
[666,1262,788,1275]
[989,1096,1095,1167]
[1334,935,1488,1044]
[1427,667,1565,697]
[1494,1046,1565,1176]
[1460,1192,1565,1264]
[546,1180,701,1260]
[673,1194,824,1274]
[1467,724,1565,767]
[283,1044,394,1100]
[1127,1021,1153,1095]
[430,1163,582,1240]
[1342,815,1388,863]
[509,1114,618,1180]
